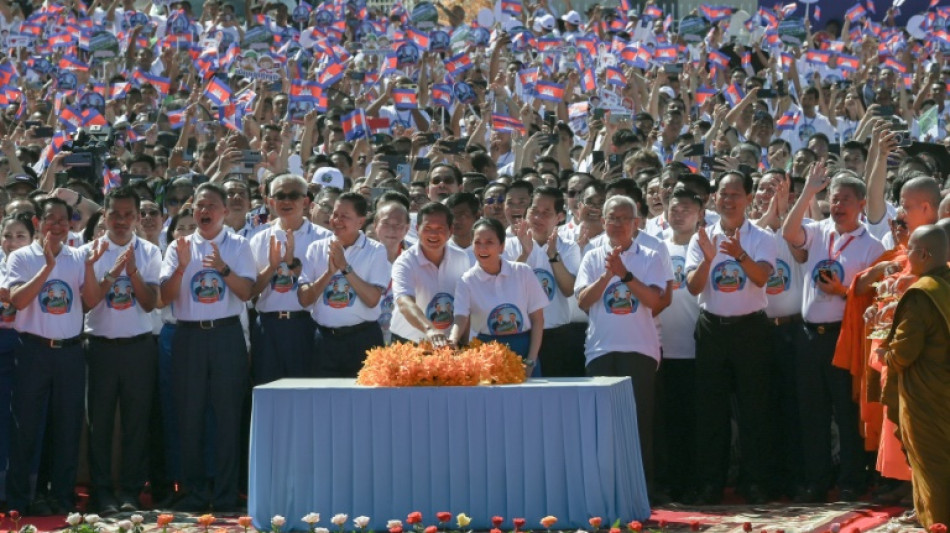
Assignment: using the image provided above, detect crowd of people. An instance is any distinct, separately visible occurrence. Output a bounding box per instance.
[0,0,948,525]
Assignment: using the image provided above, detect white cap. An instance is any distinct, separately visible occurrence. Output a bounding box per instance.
[538,14,556,30]
[561,10,581,26]
[658,86,675,98]
[312,167,345,189]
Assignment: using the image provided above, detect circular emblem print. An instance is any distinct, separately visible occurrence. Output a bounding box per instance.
[487,303,523,335]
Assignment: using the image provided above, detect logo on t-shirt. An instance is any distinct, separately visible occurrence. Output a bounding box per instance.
[323,273,357,308]
[534,268,556,301]
[105,276,136,310]
[1,302,16,323]
[767,259,792,295]
[378,291,393,331]
[426,292,454,329]
[39,280,73,315]
[671,256,687,290]
[191,269,226,304]
[270,263,297,293]
[603,280,639,314]
[487,303,523,335]
[811,259,845,286]
[798,123,816,143]
[711,260,746,292]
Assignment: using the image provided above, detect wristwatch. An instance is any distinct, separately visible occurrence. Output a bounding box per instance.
[219,265,232,277]
[549,252,560,263]
[342,264,354,276]
[620,271,634,283]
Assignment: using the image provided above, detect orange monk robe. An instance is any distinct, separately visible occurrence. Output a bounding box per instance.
[885,266,950,528]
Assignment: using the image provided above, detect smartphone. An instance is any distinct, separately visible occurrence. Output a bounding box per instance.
[701,156,724,173]
[591,150,605,166]
[818,267,835,281]
[738,164,757,176]
[421,132,440,144]
[381,155,408,169]
[758,88,776,99]
[370,187,386,203]
[663,63,684,74]
[33,126,55,138]
[242,150,263,165]
[413,157,431,171]
[828,143,841,156]
[592,108,606,120]
[683,143,705,157]
[876,105,895,116]
[24,120,43,128]
[542,133,559,146]
[776,80,787,97]
[893,130,913,147]
[835,80,852,90]
[609,112,631,125]
[608,152,626,168]
[442,139,467,154]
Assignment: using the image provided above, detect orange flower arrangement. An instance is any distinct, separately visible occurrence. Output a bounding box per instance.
[357,340,526,387]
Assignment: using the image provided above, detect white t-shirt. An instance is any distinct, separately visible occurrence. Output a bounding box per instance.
[780,108,836,153]
[454,259,549,337]
[390,243,473,342]
[502,235,581,329]
[159,228,255,321]
[574,238,669,362]
[249,220,331,313]
[659,239,701,359]
[0,259,17,329]
[765,231,805,319]
[82,235,162,338]
[798,219,884,323]
[299,232,391,328]
[4,241,86,339]
[685,219,777,316]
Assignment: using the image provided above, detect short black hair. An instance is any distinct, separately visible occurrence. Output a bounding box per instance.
[428,163,463,184]
[717,171,755,195]
[418,201,454,228]
[508,179,535,197]
[670,187,704,210]
[337,191,369,217]
[104,185,142,211]
[472,217,506,243]
[445,192,480,214]
[532,185,565,214]
[195,182,228,204]
[375,190,410,213]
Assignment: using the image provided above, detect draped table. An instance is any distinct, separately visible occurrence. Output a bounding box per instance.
[248,377,650,530]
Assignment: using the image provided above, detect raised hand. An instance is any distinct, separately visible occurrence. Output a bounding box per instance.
[514,220,533,256]
[719,227,745,259]
[268,235,283,270]
[605,246,628,279]
[175,236,191,271]
[697,227,717,261]
[86,239,109,265]
[203,242,227,272]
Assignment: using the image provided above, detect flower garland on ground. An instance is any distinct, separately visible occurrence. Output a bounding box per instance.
[356,340,526,387]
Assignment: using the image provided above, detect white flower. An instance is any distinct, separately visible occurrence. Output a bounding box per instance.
[575,530,589,533]
[20,525,37,533]
[85,515,101,525]
[387,521,403,530]
[117,520,134,531]
[130,515,144,525]
[272,516,287,528]
[315,528,331,533]
[67,514,83,527]
[331,515,348,527]
[303,514,321,525]
[353,517,370,529]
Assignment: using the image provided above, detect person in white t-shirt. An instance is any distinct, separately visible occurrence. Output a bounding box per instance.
[449,218,548,375]
[504,186,582,377]
[576,195,668,496]
[783,164,885,502]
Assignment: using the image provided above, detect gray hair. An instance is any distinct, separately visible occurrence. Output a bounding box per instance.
[604,195,639,218]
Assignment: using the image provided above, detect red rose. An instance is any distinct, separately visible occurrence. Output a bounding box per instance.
[390,527,403,533]
[589,518,603,529]
[493,517,504,528]
[742,524,752,532]
[425,527,438,533]
[10,511,20,521]
[610,528,622,533]
[691,522,700,532]
[628,522,643,532]
[407,513,423,525]
[930,525,948,533]
[491,529,502,533]
[436,513,453,524]
[514,518,527,530]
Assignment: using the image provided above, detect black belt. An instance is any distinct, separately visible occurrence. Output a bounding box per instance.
[259,310,311,320]
[701,309,766,325]
[87,333,152,345]
[805,321,842,335]
[177,315,241,330]
[318,320,377,337]
[21,332,82,349]
[771,313,803,326]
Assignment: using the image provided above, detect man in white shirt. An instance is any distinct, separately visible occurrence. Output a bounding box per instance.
[783,165,885,502]
[576,195,668,498]
[4,198,100,515]
[249,175,331,384]
[781,87,836,154]
[160,182,255,512]
[685,171,777,504]
[83,187,162,515]
[391,202,472,345]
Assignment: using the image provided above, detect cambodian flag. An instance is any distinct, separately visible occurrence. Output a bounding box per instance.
[663,14,673,31]
[317,61,345,88]
[392,88,418,109]
[407,27,429,50]
[776,111,799,131]
[805,50,831,64]
[48,32,74,48]
[534,80,565,102]
[695,86,717,105]
[700,4,733,21]
[501,0,522,16]
[166,109,186,129]
[865,0,876,14]
[845,3,866,22]
[837,54,860,71]
[81,108,107,127]
[491,113,525,134]
[708,49,730,68]
[445,53,473,76]
[59,106,82,132]
[290,79,321,102]
[934,30,950,48]
[883,56,906,73]
[59,54,89,71]
[723,83,745,106]
[780,52,795,69]
[653,45,678,63]
[643,5,663,19]
[204,77,232,106]
[568,102,589,119]
[133,70,171,95]
[519,68,538,89]
[537,36,560,52]
[580,68,596,93]
[103,166,122,194]
[431,84,453,107]
[342,109,368,141]
[780,2,796,16]
[381,53,398,76]
[606,66,625,86]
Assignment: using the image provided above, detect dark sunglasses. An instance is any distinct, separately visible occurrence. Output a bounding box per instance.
[273,191,305,201]
[429,177,456,186]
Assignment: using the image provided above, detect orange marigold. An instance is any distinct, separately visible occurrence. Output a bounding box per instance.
[357,341,526,387]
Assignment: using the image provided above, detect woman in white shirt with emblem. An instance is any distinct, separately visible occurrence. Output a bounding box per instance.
[449,218,548,376]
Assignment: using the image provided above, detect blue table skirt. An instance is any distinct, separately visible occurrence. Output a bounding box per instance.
[248,377,650,530]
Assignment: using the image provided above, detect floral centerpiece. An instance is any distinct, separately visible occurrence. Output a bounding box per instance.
[357,340,526,387]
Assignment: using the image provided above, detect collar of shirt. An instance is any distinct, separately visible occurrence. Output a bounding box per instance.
[344,232,369,251]
[473,258,513,282]
[192,227,229,246]
[825,219,867,240]
[600,235,639,255]
[103,233,138,252]
[709,218,751,240]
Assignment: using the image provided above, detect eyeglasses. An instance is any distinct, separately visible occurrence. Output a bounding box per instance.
[430,177,456,186]
[141,209,161,217]
[273,191,305,201]
[483,195,505,205]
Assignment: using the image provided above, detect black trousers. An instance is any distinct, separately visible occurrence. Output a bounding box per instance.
[795,322,866,492]
[86,335,157,501]
[540,323,587,377]
[771,319,804,496]
[251,313,317,385]
[172,322,248,510]
[5,336,84,510]
[587,351,658,491]
[655,358,696,499]
[694,310,774,491]
[315,322,384,378]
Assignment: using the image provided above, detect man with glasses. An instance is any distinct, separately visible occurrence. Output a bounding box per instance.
[4,198,101,515]
[426,164,461,202]
[558,172,592,241]
[81,187,162,515]
[481,182,508,227]
[575,195,669,499]
[250,175,330,383]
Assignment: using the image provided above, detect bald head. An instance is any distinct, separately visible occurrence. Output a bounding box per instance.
[908,225,949,276]
[939,194,950,219]
[937,218,950,247]
[902,177,942,211]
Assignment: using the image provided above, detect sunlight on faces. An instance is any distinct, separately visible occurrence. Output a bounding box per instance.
[268,179,310,220]
[715,174,751,221]
[374,203,409,247]
[38,203,71,244]
[828,183,865,228]
[504,187,531,226]
[1,219,31,256]
[526,194,562,240]
[329,198,365,241]
[668,196,702,234]
[603,198,638,246]
[105,197,141,242]
[473,225,504,270]
[417,211,452,253]
[193,189,229,235]
[481,185,507,222]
